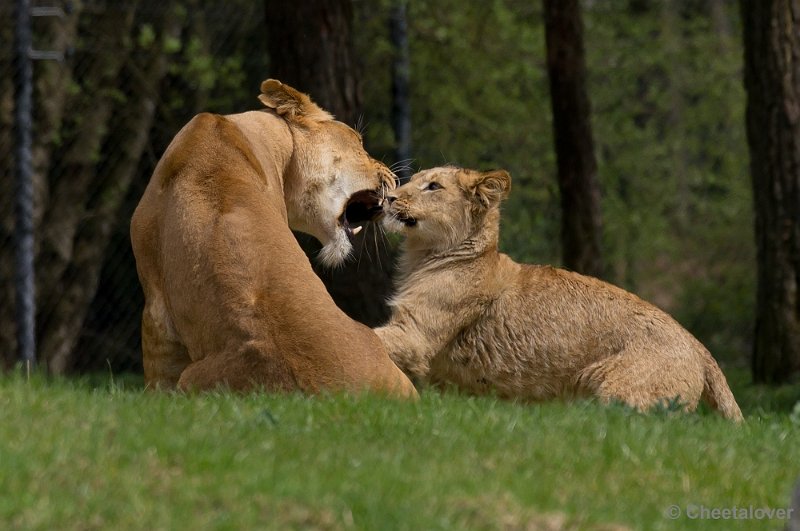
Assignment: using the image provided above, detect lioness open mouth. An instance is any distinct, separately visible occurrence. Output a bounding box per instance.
[339,189,385,242]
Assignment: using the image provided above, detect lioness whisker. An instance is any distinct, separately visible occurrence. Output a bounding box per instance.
[390,159,415,172]
[366,224,377,265]
[372,223,383,271]
[355,226,368,270]
[378,223,390,257]
[355,114,369,137]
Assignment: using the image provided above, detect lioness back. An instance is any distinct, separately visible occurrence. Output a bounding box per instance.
[376,166,742,420]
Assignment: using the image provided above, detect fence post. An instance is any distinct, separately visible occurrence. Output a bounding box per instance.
[13,0,37,369]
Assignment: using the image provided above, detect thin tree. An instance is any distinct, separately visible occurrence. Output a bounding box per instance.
[265,0,395,326]
[543,0,604,278]
[741,0,800,383]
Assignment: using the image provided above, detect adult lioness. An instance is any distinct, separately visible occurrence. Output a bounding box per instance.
[376,166,742,420]
[130,79,415,397]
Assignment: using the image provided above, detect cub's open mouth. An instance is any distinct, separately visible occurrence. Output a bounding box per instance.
[339,189,384,242]
[395,212,417,227]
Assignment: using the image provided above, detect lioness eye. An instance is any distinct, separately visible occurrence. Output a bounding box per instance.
[426,182,442,191]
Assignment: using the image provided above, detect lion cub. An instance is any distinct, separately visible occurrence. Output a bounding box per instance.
[376,166,743,421]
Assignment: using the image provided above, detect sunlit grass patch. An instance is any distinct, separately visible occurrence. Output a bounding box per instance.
[0,370,797,530]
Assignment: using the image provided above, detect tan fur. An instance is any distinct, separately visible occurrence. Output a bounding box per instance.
[376,166,742,420]
[130,79,416,397]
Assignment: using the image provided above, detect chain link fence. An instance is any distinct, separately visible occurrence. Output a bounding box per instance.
[1,0,268,374]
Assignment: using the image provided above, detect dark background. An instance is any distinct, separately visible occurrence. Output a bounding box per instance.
[1,0,797,385]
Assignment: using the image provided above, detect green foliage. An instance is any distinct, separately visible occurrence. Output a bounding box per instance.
[184,36,218,91]
[1,374,797,529]
[585,1,752,359]
[136,23,156,48]
[359,0,560,264]
[150,2,267,141]
[356,0,752,362]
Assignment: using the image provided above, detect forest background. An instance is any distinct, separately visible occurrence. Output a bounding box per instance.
[0,0,758,378]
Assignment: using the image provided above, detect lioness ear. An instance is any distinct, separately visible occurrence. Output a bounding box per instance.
[463,169,511,208]
[258,79,333,123]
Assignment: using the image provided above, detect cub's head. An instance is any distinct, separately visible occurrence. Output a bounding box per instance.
[384,166,511,252]
[259,79,396,267]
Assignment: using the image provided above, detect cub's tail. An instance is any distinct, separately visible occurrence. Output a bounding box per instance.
[701,352,744,422]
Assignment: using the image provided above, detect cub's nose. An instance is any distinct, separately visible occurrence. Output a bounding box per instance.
[386,194,397,205]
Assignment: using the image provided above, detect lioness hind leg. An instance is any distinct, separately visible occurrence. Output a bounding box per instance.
[576,349,704,413]
[142,301,190,390]
[177,345,299,393]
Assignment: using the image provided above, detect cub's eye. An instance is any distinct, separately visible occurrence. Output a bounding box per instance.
[426,182,442,191]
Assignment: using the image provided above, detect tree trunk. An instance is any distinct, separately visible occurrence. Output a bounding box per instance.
[0,2,18,367]
[543,0,604,278]
[741,0,800,383]
[265,0,360,123]
[36,7,137,308]
[31,1,83,232]
[265,0,395,327]
[34,4,138,371]
[40,5,182,373]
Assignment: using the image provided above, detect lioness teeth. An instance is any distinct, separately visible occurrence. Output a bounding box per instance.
[352,226,363,236]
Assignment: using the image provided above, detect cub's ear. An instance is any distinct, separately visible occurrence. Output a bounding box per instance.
[463,169,511,208]
[258,79,333,123]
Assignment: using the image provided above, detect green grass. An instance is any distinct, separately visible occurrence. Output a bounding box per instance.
[1,369,798,530]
